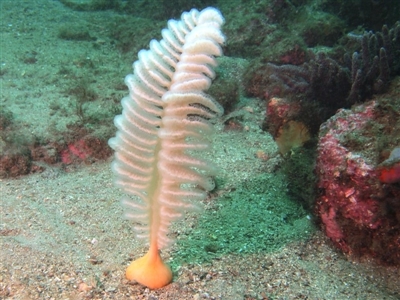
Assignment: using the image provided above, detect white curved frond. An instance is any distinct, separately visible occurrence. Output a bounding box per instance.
[109,7,225,250]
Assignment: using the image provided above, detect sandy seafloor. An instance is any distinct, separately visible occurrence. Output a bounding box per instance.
[1,1,399,299]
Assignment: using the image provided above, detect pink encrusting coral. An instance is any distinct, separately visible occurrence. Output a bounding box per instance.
[61,140,92,164]
[60,136,112,165]
[315,97,400,265]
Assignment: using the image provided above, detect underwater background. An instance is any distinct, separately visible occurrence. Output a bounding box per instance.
[1,0,399,299]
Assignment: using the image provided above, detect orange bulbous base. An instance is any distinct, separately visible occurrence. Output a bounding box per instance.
[126,248,172,289]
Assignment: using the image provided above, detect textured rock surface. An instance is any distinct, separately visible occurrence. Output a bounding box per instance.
[315,81,400,265]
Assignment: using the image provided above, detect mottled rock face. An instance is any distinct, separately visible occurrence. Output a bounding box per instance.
[315,98,400,266]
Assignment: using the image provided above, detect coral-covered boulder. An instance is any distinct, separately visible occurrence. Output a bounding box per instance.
[315,84,400,265]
